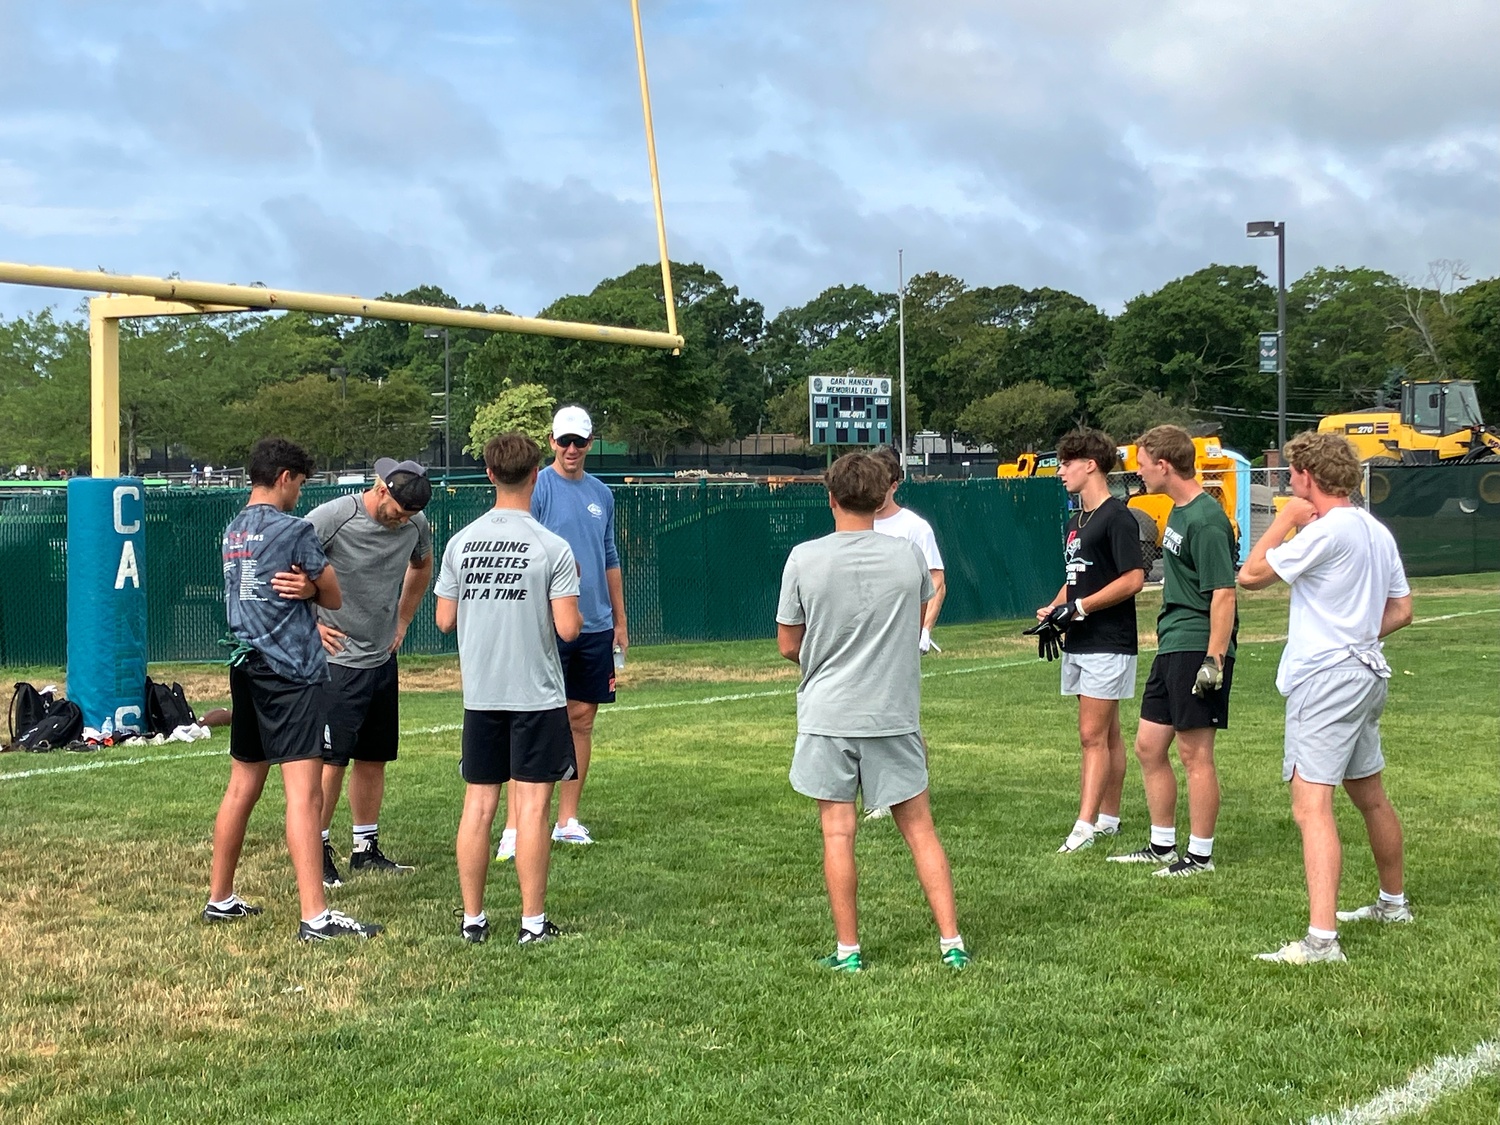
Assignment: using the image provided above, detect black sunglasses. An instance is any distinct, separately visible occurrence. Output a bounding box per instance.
[556,434,591,448]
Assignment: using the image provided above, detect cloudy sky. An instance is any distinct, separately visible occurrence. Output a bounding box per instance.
[0,0,1495,324]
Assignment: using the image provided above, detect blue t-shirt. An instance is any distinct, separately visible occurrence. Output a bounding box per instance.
[531,466,619,634]
[222,504,331,684]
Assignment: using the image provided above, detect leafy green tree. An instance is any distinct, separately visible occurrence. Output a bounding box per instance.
[956,381,1077,459]
[466,382,556,457]
[0,309,89,471]
[760,284,895,394]
[1285,267,1403,415]
[1452,277,1500,418]
[1106,264,1276,450]
[1091,391,1196,444]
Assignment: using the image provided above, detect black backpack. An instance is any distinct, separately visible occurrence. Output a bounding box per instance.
[146,678,197,735]
[8,681,52,746]
[14,698,84,752]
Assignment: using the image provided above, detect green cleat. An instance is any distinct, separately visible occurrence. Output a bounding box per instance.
[941,947,971,970]
[817,950,864,973]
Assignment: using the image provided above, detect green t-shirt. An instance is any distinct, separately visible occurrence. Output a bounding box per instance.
[1156,493,1239,657]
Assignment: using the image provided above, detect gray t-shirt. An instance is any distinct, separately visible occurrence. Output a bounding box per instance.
[776,530,934,737]
[435,508,580,711]
[306,494,433,669]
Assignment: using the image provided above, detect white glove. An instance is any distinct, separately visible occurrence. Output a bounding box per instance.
[919,628,940,654]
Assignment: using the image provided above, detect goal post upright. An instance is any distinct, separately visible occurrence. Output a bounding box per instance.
[630,0,679,352]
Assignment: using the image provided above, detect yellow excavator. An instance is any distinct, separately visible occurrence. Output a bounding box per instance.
[1318,379,1500,464]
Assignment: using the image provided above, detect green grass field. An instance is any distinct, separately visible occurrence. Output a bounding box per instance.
[1,574,1496,1123]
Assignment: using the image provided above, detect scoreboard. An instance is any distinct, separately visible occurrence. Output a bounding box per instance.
[808,374,892,446]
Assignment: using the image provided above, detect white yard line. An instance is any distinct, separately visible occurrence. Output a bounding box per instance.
[0,746,220,783]
[1406,608,1500,626]
[1307,1038,1500,1125]
[401,658,1041,737]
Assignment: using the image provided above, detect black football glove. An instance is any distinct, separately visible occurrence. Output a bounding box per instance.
[1022,619,1063,661]
[1039,602,1080,631]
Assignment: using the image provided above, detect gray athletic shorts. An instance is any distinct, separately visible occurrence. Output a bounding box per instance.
[1060,652,1137,700]
[790,731,929,808]
[1283,658,1389,785]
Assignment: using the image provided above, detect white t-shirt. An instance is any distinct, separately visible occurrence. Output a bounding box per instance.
[1265,506,1410,695]
[874,506,944,571]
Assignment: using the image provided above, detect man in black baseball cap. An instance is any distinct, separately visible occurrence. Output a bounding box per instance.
[304,456,435,887]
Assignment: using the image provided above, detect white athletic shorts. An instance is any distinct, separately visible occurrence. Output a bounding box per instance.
[1060,652,1137,700]
[1283,657,1389,785]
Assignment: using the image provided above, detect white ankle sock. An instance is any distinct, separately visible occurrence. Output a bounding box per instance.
[208,895,236,909]
[1187,835,1213,859]
[321,829,330,843]
[1308,926,1337,942]
[1379,888,1405,905]
[836,942,860,957]
[939,935,965,953]
[1150,824,1176,849]
[1071,819,1094,837]
[463,912,486,928]
[521,912,547,934]
[1095,813,1120,832]
[304,908,331,926]
[353,823,377,848]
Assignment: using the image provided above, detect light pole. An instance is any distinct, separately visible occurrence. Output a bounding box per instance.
[423,327,451,481]
[1246,220,1287,451]
[898,248,908,478]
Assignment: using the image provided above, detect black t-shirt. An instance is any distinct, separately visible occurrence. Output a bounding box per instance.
[1062,497,1145,655]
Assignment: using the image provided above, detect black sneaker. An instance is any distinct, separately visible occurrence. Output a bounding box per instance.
[201,895,264,923]
[349,837,415,875]
[322,842,344,888]
[517,919,561,946]
[297,910,384,942]
[456,910,490,944]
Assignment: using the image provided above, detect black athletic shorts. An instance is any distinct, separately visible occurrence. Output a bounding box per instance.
[229,652,326,765]
[322,655,399,766]
[460,707,576,785]
[557,628,616,705]
[1140,651,1235,732]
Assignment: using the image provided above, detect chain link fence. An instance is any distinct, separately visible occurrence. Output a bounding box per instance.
[0,477,1066,667]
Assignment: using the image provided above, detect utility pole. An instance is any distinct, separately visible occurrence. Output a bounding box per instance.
[898,249,908,478]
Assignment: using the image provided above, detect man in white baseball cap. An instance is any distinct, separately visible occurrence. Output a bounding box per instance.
[496,405,627,858]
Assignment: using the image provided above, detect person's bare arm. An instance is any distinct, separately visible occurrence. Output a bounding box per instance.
[606,566,628,654]
[389,555,434,652]
[1239,498,1316,590]
[435,596,457,635]
[1380,594,1413,638]
[922,570,947,632]
[1079,569,1144,614]
[778,623,805,663]
[1207,587,1236,665]
[552,595,583,643]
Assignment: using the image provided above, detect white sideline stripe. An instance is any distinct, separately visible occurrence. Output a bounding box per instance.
[400,658,1041,737]
[1407,608,1500,626]
[0,747,220,783]
[1307,1038,1500,1125]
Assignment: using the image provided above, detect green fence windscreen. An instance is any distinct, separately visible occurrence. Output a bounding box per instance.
[0,478,1066,666]
[1370,462,1500,577]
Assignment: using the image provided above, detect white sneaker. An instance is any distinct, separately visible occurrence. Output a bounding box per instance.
[863,806,892,821]
[1255,937,1346,964]
[551,819,594,845]
[1093,822,1121,838]
[1058,825,1096,853]
[1336,898,1414,924]
[495,828,516,862]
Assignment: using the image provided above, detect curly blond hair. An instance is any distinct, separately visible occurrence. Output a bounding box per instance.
[1284,430,1361,497]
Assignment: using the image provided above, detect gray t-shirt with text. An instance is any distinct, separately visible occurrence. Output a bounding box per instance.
[435,508,580,711]
[776,530,933,737]
[307,494,433,669]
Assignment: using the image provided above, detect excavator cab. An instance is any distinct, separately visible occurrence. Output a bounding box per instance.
[1404,380,1484,436]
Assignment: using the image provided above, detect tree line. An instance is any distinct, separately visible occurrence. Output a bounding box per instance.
[1,259,1495,474]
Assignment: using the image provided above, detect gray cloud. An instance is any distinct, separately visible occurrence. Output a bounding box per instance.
[0,0,1495,329]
